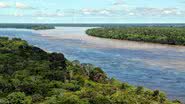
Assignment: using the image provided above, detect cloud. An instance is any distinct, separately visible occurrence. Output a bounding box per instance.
[15,2,34,9]
[133,7,183,16]
[14,12,23,17]
[162,8,179,15]
[0,2,10,8]
[111,0,130,12]
[113,0,125,5]
[0,2,35,10]
[128,12,135,16]
[72,6,184,17]
[34,11,64,17]
[80,8,114,16]
[36,17,44,20]
[0,0,184,19]
[99,10,110,15]
[81,8,95,15]
[110,0,184,17]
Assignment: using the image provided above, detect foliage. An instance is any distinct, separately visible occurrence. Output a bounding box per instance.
[0,24,55,30]
[86,27,185,45]
[0,37,181,104]
[6,92,32,104]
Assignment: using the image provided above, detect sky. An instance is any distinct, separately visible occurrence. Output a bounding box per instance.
[0,0,185,23]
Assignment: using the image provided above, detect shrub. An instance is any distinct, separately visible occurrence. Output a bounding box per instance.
[6,92,32,104]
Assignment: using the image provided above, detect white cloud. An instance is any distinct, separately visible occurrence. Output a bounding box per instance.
[111,0,130,12]
[80,8,113,16]
[0,2,10,8]
[36,17,44,20]
[161,8,178,15]
[35,11,65,17]
[81,8,95,15]
[16,2,34,9]
[14,12,23,17]
[1,0,183,19]
[113,0,125,5]
[128,12,135,16]
[99,10,110,15]
[132,7,183,16]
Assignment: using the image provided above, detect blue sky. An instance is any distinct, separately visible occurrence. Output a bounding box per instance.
[0,0,185,23]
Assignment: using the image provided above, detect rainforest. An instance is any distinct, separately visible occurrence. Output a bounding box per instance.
[86,27,185,45]
[0,37,181,104]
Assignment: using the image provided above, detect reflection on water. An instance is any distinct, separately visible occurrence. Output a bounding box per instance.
[0,27,185,102]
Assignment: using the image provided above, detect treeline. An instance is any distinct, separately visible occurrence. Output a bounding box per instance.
[31,25,55,30]
[0,24,55,30]
[0,37,181,104]
[86,27,185,45]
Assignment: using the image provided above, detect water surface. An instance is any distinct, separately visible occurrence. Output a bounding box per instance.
[0,27,185,101]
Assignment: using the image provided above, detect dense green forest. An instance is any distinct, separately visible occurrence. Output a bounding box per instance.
[0,37,181,104]
[1,23,185,28]
[0,24,55,30]
[86,27,185,45]
[30,26,55,30]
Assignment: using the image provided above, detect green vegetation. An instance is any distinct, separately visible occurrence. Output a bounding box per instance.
[86,27,185,45]
[0,37,181,104]
[30,25,55,30]
[0,24,55,30]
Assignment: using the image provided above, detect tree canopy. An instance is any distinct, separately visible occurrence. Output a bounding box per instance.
[0,37,181,104]
[86,27,185,45]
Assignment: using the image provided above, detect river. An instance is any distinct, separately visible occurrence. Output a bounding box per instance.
[0,27,185,102]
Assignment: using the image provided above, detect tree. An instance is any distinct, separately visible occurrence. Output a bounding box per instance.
[6,92,32,104]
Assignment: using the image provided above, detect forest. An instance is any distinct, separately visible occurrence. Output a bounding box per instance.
[0,37,181,104]
[0,24,55,30]
[86,27,185,45]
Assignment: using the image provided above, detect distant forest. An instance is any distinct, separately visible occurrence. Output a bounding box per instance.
[1,23,185,28]
[0,24,55,30]
[86,27,185,45]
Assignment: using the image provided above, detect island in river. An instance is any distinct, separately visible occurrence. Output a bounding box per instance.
[0,37,181,104]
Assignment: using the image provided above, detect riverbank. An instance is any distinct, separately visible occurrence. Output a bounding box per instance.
[86,27,185,46]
